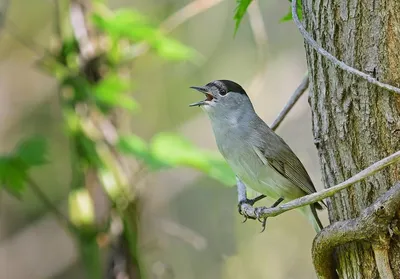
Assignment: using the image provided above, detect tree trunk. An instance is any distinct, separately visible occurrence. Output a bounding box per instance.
[302,0,400,278]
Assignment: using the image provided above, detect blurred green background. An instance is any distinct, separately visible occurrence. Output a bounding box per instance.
[0,0,328,278]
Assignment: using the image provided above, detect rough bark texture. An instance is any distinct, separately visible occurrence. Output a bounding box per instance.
[302,0,400,278]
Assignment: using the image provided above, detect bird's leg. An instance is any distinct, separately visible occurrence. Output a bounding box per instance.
[256,197,284,233]
[236,176,267,222]
[238,195,267,221]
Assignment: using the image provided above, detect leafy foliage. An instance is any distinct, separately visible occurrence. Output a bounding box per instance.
[62,74,137,112]
[117,133,236,186]
[117,134,167,171]
[0,137,47,197]
[280,0,303,22]
[234,0,304,33]
[92,8,197,61]
[93,74,138,112]
[234,0,253,34]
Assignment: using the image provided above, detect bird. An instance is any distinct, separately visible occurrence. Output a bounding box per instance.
[189,79,324,233]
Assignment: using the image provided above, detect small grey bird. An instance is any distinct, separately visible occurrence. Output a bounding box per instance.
[189,80,324,232]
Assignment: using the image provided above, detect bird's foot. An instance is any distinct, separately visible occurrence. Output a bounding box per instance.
[254,197,285,233]
[238,199,257,223]
[254,207,268,232]
[237,195,266,222]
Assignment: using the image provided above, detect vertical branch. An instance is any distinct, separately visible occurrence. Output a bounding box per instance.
[68,1,144,278]
[372,243,395,279]
[68,2,108,279]
[69,0,95,61]
[270,75,309,130]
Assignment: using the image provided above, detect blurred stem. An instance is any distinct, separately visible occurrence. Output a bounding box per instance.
[69,137,86,190]
[54,0,62,39]
[122,203,143,279]
[79,236,103,279]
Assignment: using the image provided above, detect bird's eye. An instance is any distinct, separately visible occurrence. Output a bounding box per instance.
[219,89,227,96]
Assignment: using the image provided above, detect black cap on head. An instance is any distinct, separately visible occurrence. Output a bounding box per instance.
[206,80,247,96]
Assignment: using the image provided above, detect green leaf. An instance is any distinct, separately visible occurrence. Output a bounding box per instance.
[234,0,252,35]
[0,157,28,197]
[280,0,302,22]
[150,133,208,168]
[153,37,195,61]
[92,8,196,61]
[150,133,235,186]
[16,137,48,166]
[0,137,47,197]
[117,133,235,185]
[117,135,167,170]
[91,9,154,42]
[93,74,138,111]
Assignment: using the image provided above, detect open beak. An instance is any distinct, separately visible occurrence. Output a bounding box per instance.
[189,86,214,107]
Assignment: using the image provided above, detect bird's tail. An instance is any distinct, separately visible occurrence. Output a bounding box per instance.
[300,204,323,233]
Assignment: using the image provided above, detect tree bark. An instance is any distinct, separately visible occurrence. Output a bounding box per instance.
[302,0,400,278]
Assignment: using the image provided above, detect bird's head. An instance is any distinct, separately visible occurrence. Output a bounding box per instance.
[189,80,253,120]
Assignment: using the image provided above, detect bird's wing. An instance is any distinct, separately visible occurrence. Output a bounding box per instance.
[253,129,317,195]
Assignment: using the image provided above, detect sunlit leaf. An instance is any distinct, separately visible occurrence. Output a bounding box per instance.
[150,133,235,186]
[117,135,167,170]
[234,0,252,35]
[154,37,195,61]
[92,9,153,41]
[150,133,208,168]
[117,133,235,186]
[92,8,196,61]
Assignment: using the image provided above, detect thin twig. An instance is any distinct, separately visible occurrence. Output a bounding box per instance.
[312,183,400,279]
[291,0,400,95]
[26,175,74,229]
[240,150,400,219]
[270,74,309,130]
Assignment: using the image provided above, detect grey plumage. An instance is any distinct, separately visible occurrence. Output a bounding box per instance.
[190,80,324,232]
